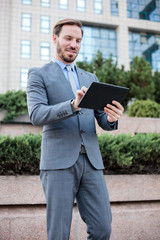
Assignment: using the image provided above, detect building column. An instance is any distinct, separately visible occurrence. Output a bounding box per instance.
[117,0,130,70]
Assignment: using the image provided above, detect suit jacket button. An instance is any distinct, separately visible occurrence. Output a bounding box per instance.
[80,130,84,134]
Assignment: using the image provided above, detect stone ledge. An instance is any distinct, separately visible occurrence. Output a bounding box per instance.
[96,115,160,135]
[0,175,160,240]
[1,114,160,136]
[0,174,160,205]
[0,202,160,240]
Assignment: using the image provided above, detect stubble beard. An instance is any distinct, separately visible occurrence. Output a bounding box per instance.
[56,41,79,63]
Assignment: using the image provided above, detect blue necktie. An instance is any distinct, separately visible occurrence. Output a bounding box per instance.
[66,65,77,96]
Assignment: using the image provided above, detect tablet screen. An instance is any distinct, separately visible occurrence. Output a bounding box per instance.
[78,82,129,110]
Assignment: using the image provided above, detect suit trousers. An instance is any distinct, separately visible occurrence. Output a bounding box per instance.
[40,154,112,240]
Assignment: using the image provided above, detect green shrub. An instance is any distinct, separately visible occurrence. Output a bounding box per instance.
[128,99,160,118]
[0,133,160,175]
[99,132,160,174]
[0,133,41,175]
[0,90,28,122]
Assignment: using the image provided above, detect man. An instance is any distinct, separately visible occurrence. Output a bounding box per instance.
[27,18,124,240]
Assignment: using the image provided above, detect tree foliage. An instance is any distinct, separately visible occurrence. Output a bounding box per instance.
[153,70,160,104]
[77,53,159,109]
[127,56,155,100]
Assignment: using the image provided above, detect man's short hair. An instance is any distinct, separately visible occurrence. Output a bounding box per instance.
[53,18,83,37]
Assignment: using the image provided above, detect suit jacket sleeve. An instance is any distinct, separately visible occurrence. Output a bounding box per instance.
[26,68,78,126]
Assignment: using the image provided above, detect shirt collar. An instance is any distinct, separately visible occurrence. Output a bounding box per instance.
[53,57,76,72]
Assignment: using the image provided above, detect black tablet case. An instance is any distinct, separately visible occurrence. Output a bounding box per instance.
[78,82,129,110]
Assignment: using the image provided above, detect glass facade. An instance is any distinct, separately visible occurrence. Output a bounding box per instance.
[40,16,50,33]
[20,68,28,88]
[129,31,160,70]
[21,40,31,59]
[77,0,86,12]
[59,0,68,9]
[40,42,50,60]
[22,0,32,5]
[40,0,50,7]
[111,0,119,16]
[127,0,160,22]
[78,26,117,62]
[94,0,103,14]
[21,13,31,31]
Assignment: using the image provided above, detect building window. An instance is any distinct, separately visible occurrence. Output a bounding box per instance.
[21,40,31,59]
[40,0,50,7]
[94,0,102,14]
[20,68,28,88]
[21,13,31,31]
[111,0,119,16]
[77,0,85,12]
[22,0,32,5]
[127,0,160,22]
[40,16,50,33]
[59,0,68,9]
[129,31,160,70]
[40,42,50,60]
[78,26,117,62]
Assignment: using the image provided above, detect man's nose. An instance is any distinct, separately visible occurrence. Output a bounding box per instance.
[70,40,77,48]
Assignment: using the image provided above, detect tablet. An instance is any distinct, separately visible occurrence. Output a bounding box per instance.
[78,82,129,110]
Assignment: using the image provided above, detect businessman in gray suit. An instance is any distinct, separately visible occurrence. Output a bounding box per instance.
[27,18,124,240]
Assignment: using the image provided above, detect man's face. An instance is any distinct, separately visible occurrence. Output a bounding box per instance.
[53,25,82,64]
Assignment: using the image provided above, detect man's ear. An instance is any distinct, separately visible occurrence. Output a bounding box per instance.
[52,34,58,44]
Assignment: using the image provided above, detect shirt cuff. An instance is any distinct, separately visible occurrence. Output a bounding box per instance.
[107,121,116,127]
[70,100,81,112]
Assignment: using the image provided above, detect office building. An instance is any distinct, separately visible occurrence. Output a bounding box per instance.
[0,0,160,93]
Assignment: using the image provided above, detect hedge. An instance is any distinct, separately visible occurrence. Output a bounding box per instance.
[0,134,41,175]
[0,133,160,175]
[128,100,160,118]
[99,133,160,174]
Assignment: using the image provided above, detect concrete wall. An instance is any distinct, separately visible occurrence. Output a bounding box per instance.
[1,113,160,136]
[0,175,160,240]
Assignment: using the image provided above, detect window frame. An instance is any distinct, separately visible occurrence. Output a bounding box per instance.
[40,15,50,34]
[20,68,29,88]
[40,0,50,7]
[94,0,103,14]
[21,40,31,59]
[59,0,68,10]
[76,0,86,12]
[21,0,32,5]
[40,42,50,61]
[21,13,32,32]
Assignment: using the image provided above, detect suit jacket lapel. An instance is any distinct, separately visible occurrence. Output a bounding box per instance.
[51,61,75,98]
[76,67,91,89]
[76,67,86,88]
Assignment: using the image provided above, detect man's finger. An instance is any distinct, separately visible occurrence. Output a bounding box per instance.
[81,86,87,93]
[112,101,124,112]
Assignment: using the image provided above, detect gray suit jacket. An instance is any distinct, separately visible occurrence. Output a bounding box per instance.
[26,61,118,170]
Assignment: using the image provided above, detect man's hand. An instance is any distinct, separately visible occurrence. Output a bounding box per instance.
[73,86,87,110]
[104,100,124,123]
